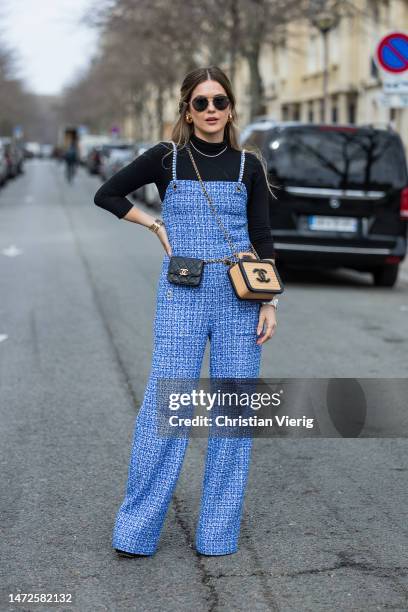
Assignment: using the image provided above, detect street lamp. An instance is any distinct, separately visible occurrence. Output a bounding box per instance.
[309,2,340,123]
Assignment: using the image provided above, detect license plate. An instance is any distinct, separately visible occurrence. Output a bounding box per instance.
[308,216,358,232]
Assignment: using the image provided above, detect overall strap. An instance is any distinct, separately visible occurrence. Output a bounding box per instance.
[171,140,177,181]
[238,148,246,183]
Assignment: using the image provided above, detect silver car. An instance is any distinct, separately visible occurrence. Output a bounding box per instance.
[99,144,136,181]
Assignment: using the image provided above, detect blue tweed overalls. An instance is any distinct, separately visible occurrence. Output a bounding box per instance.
[112,141,262,555]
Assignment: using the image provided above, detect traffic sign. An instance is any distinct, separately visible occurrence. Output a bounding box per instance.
[377,92,408,108]
[383,78,408,94]
[13,125,23,138]
[376,32,408,73]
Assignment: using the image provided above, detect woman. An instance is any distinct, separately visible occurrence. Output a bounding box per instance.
[94,65,278,557]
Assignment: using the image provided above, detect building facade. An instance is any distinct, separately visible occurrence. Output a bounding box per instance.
[123,0,408,150]
[249,0,408,147]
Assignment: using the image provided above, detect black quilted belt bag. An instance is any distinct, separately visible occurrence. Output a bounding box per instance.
[167,255,204,287]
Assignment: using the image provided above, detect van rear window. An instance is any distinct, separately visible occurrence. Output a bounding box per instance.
[262,127,407,190]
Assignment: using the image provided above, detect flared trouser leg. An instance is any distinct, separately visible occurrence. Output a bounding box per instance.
[112,382,193,554]
[195,290,262,555]
[112,276,209,555]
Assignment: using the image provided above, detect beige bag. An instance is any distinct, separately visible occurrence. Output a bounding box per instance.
[228,253,283,301]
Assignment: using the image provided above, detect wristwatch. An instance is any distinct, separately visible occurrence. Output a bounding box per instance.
[261,296,279,309]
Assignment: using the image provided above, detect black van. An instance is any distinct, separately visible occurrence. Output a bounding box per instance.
[242,121,408,287]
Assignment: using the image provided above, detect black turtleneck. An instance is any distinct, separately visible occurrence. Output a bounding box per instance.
[93,132,276,258]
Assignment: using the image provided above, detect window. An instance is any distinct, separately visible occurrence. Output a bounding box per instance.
[319,99,325,122]
[329,26,340,64]
[241,129,270,150]
[265,126,407,189]
[347,93,357,124]
[307,35,319,73]
[308,101,314,123]
[331,95,338,123]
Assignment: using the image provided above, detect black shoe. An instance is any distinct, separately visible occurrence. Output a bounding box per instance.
[115,548,148,558]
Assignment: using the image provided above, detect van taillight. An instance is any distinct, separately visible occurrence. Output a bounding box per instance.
[401,188,408,219]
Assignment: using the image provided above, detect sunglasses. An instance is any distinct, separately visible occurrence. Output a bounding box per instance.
[191,95,230,112]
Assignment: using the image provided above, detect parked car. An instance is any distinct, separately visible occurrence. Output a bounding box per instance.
[78,135,111,165]
[14,141,25,173]
[86,146,104,175]
[132,141,161,208]
[241,121,408,287]
[239,115,277,145]
[99,142,137,181]
[87,142,121,176]
[0,137,23,178]
[24,142,41,158]
[0,142,8,185]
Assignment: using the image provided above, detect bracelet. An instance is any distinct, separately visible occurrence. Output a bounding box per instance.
[261,296,278,309]
[148,218,164,234]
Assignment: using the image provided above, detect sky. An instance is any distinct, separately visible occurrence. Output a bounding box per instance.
[2,0,99,96]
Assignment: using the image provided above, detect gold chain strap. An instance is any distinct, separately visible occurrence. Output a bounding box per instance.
[186,146,260,264]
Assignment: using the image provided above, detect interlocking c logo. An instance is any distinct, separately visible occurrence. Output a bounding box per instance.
[253,268,270,283]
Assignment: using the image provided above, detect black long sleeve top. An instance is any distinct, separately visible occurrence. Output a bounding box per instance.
[93,132,276,259]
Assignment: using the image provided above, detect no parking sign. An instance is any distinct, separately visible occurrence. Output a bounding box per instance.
[376,32,408,73]
[375,32,408,106]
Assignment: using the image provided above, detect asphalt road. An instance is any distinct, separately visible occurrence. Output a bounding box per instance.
[1,159,408,612]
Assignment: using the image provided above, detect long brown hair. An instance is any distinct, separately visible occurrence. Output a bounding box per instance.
[162,65,276,198]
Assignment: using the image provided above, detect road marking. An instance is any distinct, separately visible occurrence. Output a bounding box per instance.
[0,334,8,343]
[1,245,23,257]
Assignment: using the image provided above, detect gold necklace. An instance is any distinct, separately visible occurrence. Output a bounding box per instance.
[190,140,228,158]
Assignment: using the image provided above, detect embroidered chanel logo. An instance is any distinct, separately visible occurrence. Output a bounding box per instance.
[179,268,189,276]
[253,268,270,283]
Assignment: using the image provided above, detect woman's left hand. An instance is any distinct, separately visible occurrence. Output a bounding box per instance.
[256,305,277,345]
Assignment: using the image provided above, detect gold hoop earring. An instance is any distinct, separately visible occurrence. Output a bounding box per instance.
[186,114,193,123]
[228,113,233,122]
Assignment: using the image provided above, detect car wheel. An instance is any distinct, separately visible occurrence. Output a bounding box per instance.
[372,263,399,287]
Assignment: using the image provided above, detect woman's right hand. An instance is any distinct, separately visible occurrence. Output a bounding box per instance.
[156,225,172,256]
